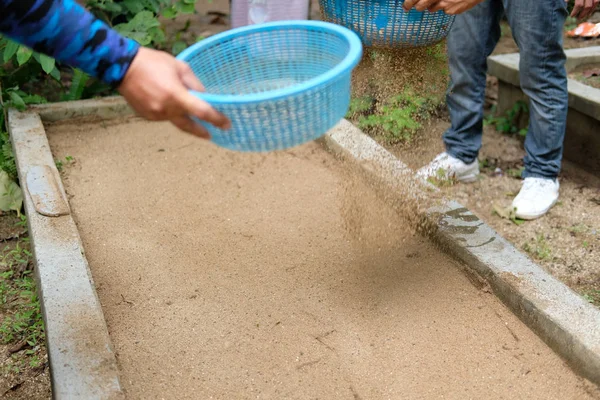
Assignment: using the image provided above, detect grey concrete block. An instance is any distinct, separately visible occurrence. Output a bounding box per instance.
[8,109,123,400]
[488,47,600,121]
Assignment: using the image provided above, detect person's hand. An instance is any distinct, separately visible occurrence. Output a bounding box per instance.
[403,0,483,15]
[570,0,600,21]
[118,47,230,139]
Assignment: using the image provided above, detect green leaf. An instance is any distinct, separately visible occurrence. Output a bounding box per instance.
[161,5,178,18]
[21,93,47,105]
[122,0,146,15]
[8,91,26,110]
[49,66,61,81]
[114,11,161,46]
[148,26,166,45]
[3,40,19,63]
[16,47,32,66]
[144,0,162,14]
[67,69,90,101]
[100,1,123,13]
[172,40,187,55]
[176,2,195,14]
[39,54,55,74]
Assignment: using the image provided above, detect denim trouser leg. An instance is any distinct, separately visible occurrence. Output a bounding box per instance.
[504,0,568,179]
[444,0,568,179]
[444,0,504,164]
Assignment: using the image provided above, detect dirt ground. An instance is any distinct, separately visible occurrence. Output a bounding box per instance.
[386,19,600,305]
[45,118,600,399]
[0,219,51,399]
[392,121,600,303]
[569,62,600,89]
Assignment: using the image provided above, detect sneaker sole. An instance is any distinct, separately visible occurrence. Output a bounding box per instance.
[457,173,478,183]
[514,198,558,220]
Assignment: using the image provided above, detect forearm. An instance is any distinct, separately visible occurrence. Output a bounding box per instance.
[0,0,140,86]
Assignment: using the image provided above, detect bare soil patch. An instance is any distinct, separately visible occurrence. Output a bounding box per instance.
[45,118,600,399]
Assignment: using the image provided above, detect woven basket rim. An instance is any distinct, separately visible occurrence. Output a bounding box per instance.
[176,20,363,105]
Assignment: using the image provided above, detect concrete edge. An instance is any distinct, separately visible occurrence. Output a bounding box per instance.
[563,46,600,71]
[322,119,600,386]
[488,49,600,121]
[31,96,133,122]
[8,109,124,399]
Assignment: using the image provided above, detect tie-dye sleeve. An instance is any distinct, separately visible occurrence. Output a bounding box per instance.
[0,0,140,86]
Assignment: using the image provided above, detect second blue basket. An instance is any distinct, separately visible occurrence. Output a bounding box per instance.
[176,21,363,152]
[319,0,455,48]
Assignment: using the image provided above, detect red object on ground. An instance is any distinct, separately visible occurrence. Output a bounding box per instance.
[567,22,600,38]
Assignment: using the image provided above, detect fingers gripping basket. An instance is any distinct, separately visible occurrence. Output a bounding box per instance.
[319,0,456,48]
[177,21,363,152]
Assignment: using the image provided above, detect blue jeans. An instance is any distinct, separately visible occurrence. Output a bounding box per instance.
[443,0,568,179]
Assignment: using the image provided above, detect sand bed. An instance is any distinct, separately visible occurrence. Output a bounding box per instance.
[46,119,597,399]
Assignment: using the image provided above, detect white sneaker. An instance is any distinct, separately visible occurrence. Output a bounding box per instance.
[416,152,480,183]
[512,177,559,220]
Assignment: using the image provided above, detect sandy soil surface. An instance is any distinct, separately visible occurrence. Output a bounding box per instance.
[46,118,599,399]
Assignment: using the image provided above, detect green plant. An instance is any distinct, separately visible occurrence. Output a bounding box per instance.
[16,214,27,229]
[485,101,529,137]
[0,35,61,106]
[0,242,44,347]
[426,167,457,187]
[564,16,578,32]
[425,42,447,63]
[346,96,374,118]
[583,289,600,304]
[55,155,75,172]
[479,158,491,170]
[357,88,441,143]
[87,0,198,49]
[506,167,525,179]
[569,223,589,234]
[522,234,552,260]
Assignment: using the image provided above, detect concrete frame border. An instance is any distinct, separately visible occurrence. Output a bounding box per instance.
[488,46,600,122]
[7,97,600,398]
[7,98,131,399]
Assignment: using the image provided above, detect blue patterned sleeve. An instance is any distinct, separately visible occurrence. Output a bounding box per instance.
[0,0,140,86]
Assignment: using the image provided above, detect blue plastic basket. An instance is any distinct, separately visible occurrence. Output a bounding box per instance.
[319,0,455,48]
[176,21,363,152]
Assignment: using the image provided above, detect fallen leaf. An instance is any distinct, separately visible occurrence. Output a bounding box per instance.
[493,202,526,225]
[0,171,23,216]
[7,341,28,355]
[493,203,512,219]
